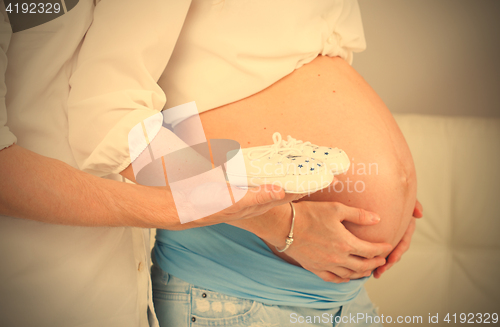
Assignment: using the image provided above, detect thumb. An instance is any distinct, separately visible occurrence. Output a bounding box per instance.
[340,205,381,226]
[241,184,285,206]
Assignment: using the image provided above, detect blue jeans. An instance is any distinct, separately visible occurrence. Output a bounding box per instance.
[151,263,382,327]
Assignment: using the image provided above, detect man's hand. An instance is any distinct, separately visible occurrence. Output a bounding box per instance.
[122,157,304,229]
[373,199,423,278]
[281,201,393,283]
[186,184,305,228]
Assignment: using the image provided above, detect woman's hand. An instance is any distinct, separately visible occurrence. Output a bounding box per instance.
[372,199,423,278]
[264,201,393,283]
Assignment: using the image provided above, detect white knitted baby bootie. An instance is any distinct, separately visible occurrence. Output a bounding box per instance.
[277,133,350,175]
[226,133,341,193]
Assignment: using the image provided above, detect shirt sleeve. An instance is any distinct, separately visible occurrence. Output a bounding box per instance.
[0,5,16,151]
[332,0,367,65]
[68,0,192,177]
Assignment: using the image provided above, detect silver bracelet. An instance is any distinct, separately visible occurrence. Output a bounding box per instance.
[275,202,296,253]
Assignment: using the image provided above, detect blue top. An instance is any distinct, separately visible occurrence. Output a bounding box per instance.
[154,224,367,309]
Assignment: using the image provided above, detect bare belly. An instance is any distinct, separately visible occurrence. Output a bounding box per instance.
[175,55,417,252]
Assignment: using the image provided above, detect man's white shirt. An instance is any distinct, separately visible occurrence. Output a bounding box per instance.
[0,0,192,325]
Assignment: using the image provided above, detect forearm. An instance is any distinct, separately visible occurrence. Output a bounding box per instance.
[228,202,291,247]
[0,144,295,231]
[0,144,179,228]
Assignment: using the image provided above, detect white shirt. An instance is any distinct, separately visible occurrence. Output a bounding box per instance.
[0,0,190,326]
[68,0,366,175]
[160,0,366,126]
[0,0,365,326]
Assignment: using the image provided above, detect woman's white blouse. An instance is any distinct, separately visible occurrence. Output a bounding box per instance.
[160,0,366,126]
[68,0,366,176]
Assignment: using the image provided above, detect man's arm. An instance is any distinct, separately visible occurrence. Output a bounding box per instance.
[68,0,194,177]
[0,1,173,227]
[0,144,170,227]
[0,144,301,228]
[0,4,15,151]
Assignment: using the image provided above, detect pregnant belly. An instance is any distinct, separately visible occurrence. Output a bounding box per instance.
[175,55,417,249]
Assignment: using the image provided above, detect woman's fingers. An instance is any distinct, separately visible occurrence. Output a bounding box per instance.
[348,237,393,260]
[372,266,386,279]
[313,265,374,282]
[340,255,386,274]
[327,257,383,279]
[313,270,350,284]
[332,202,393,258]
[282,201,392,282]
[335,202,381,226]
[387,219,416,263]
[373,218,417,279]
[413,199,423,218]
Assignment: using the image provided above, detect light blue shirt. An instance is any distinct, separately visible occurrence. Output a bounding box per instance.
[154,224,367,309]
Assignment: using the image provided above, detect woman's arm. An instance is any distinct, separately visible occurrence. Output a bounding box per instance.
[230,200,394,283]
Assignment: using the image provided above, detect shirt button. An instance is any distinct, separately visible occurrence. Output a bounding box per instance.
[327,35,335,44]
[138,261,144,272]
[191,317,196,322]
[202,293,207,298]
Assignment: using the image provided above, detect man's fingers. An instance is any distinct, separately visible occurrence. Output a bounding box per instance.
[234,184,285,208]
[246,185,307,206]
[253,184,285,204]
[232,185,305,218]
[337,203,381,226]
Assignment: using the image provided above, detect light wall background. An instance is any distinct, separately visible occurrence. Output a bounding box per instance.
[352,0,500,118]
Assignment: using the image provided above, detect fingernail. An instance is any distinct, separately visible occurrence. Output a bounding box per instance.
[271,192,280,200]
[371,213,380,222]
